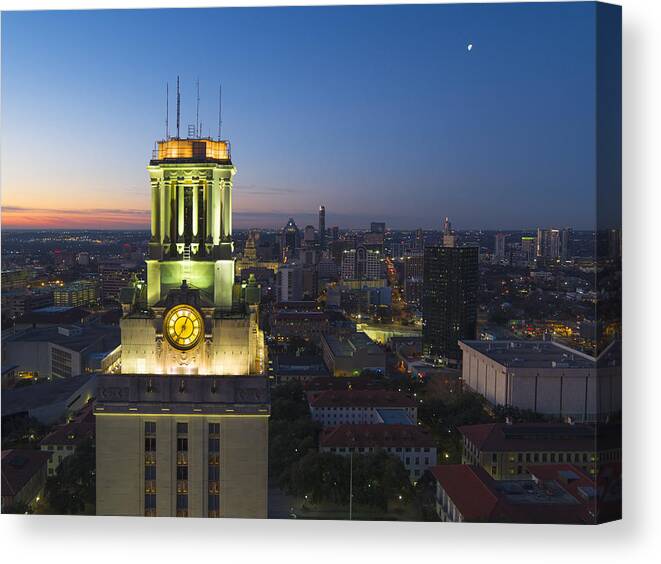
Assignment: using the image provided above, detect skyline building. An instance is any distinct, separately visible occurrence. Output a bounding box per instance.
[442,216,456,248]
[494,233,507,260]
[319,205,326,249]
[521,236,536,264]
[422,226,478,366]
[281,217,300,260]
[95,129,269,518]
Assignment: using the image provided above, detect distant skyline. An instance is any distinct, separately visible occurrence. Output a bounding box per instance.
[2,4,599,230]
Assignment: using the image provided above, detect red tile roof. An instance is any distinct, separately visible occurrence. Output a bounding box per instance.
[39,422,94,447]
[39,403,95,447]
[320,424,435,449]
[458,423,620,452]
[309,389,417,408]
[429,465,499,521]
[1,449,51,498]
[428,463,603,524]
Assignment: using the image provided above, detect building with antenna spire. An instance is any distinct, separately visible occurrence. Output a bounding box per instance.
[95,82,269,519]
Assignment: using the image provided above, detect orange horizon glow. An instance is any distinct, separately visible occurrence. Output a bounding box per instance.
[2,206,151,230]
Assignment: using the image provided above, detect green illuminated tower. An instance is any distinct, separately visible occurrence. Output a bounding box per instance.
[146,137,236,309]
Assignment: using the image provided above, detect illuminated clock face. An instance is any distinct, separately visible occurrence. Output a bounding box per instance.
[164,305,203,350]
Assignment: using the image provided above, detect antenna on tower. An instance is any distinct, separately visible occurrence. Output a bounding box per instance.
[217,83,222,140]
[165,82,169,139]
[196,78,200,138]
[176,75,181,139]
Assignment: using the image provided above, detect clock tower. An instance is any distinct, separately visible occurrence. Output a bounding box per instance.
[95,126,269,518]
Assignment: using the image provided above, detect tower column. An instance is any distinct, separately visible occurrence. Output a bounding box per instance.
[192,184,199,237]
[212,177,221,246]
[150,181,160,242]
[178,184,185,239]
[205,180,213,242]
[222,179,232,241]
[161,179,171,244]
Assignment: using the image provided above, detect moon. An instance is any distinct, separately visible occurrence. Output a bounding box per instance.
[467,43,473,52]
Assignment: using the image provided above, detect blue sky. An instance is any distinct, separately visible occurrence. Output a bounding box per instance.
[1,3,600,230]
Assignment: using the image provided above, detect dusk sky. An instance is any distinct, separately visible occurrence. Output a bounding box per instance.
[1,3,598,231]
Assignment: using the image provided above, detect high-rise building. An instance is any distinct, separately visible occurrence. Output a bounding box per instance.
[370,222,386,234]
[281,218,300,260]
[536,228,572,262]
[319,205,326,249]
[99,261,135,303]
[608,228,621,258]
[442,217,456,248]
[303,225,316,247]
[494,233,507,260]
[341,249,357,280]
[360,247,382,280]
[403,251,424,306]
[276,263,304,302]
[95,129,269,519]
[560,228,573,261]
[521,236,536,264]
[536,228,561,260]
[414,228,425,252]
[422,241,478,366]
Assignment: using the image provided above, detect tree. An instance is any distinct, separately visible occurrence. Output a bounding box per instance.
[285,452,349,505]
[43,438,95,515]
[269,418,320,483]
[284,450,412,513]
[268,380,321,485]
[418,391,493,464]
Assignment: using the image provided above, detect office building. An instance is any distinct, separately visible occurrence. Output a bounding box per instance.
[319,205,326,249]
[99,262,136,304]
[281,217,300,260]
[53,280,100,307]
[403,251,424,306]
[2,324,119,381]
[422,239,478,366]
[494,233,507,260]
[536,228,571,261]
[521,236,536,264]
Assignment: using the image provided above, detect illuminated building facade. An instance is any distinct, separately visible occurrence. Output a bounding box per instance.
[96,134,269,518]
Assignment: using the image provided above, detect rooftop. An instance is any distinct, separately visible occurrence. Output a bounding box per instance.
[3,324,119,353]
[376,408,415,425]
[320,424,434,448]
[458,422,621,452]
[459,340,596,369]
[150,138,231,165]
[1,449,51,498]
[429,465,500,521]
[322,332,382,358]
[429,463,598,524]
[1,374,96,417]
[309,389,416,409]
